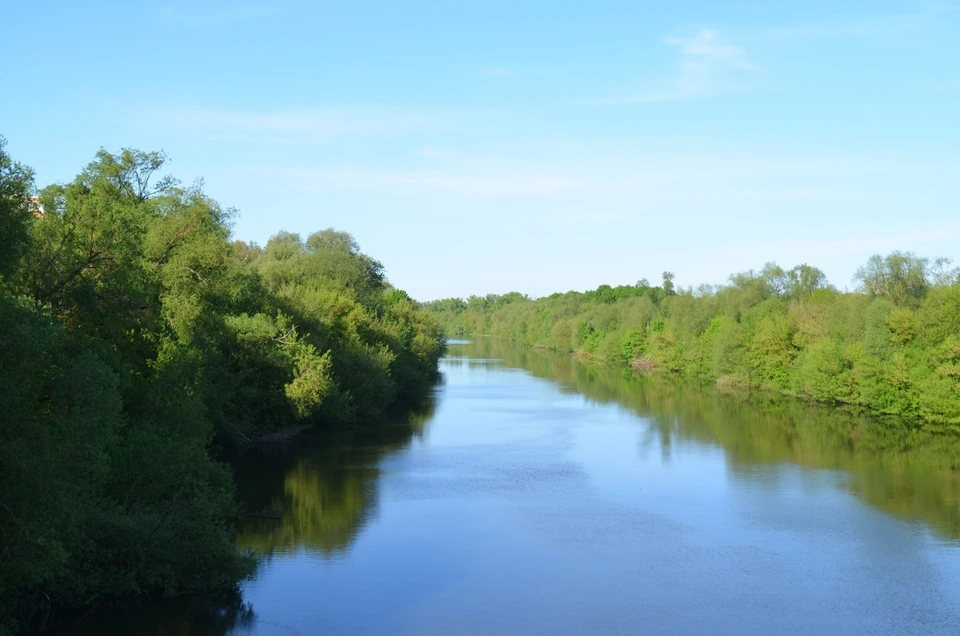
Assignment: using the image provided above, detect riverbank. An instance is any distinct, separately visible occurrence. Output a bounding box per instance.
[426,261,960,432]
[0,142,445,634]
[62,340,960,635]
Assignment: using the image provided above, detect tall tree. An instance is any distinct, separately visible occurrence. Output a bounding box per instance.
[0,137,34,279]
[855,251,931,307]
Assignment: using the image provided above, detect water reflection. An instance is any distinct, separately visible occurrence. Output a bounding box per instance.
[62,339,960,635]
[232,394,437,557]
[459,338,960,543]
[58,591,254,636]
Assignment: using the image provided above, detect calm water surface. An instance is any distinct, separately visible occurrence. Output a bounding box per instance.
[77,340,960,635]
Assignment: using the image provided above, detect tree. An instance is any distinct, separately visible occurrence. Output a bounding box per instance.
[855,251,931,307]
[662,271,675,295]
[0,137,34,279]
[929,257,960,288]
[786,264,831,300]
[0,142,447,631]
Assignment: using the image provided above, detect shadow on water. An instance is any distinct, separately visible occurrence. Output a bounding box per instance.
[455,338,960,543]
[52,393,439,635]
[52,591,254,636]
[54,340,960,633]
[231,391,439,558]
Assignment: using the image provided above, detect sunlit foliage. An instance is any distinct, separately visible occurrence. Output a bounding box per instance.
[428,257,960,431]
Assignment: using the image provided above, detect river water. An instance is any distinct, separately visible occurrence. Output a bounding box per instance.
[73,339,960,635]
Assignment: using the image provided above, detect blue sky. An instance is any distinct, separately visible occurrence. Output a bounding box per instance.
[4,1,959,300]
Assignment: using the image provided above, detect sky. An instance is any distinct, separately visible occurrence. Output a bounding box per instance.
[3,1,959,300]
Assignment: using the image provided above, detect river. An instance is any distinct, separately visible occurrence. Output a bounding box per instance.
[69,339,960,635]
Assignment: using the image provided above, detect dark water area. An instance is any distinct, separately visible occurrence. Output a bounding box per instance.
[64,339,960,635]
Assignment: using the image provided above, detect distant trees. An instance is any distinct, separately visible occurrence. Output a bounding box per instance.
[428,253,960,431]
[855,251,959,307]
[728,263,832,302]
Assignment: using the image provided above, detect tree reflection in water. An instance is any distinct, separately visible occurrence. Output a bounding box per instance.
[56,591,254,636]
[233,393,438,557]
[459,338,960,543]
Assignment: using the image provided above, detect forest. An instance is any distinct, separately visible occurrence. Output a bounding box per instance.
[427,258,960,431]
[0,138,444,633]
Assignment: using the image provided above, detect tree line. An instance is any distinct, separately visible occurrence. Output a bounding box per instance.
[427,258,960,431]
[0,138,444,633]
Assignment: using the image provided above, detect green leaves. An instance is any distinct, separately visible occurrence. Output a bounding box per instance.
[0,137,34,280]
[0,143,444,631]
[430,253,960,430]
[854,251,954,307]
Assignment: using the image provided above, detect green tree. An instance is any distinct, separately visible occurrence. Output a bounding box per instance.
[855,251,931,307]
[662,271,675,295]
[0,137,34,280]
[426,252,960,429]
[0,141,445,632]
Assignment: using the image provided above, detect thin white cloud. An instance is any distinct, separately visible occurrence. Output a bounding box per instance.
[149,107,445,144]
[154,2,289,26]
[416,146,458,159]
[263,167,586,198]
[940,76,960,93]
[751,2,956,41]
[235,143,958,205]
[665,29,752,63]
[382,173,582,198]
[209,142,959,300]
[585,29,759,105]
[481,68,519,77]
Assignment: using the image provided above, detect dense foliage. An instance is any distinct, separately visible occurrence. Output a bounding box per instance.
[0,139,444,633]
[428,260,960,431]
